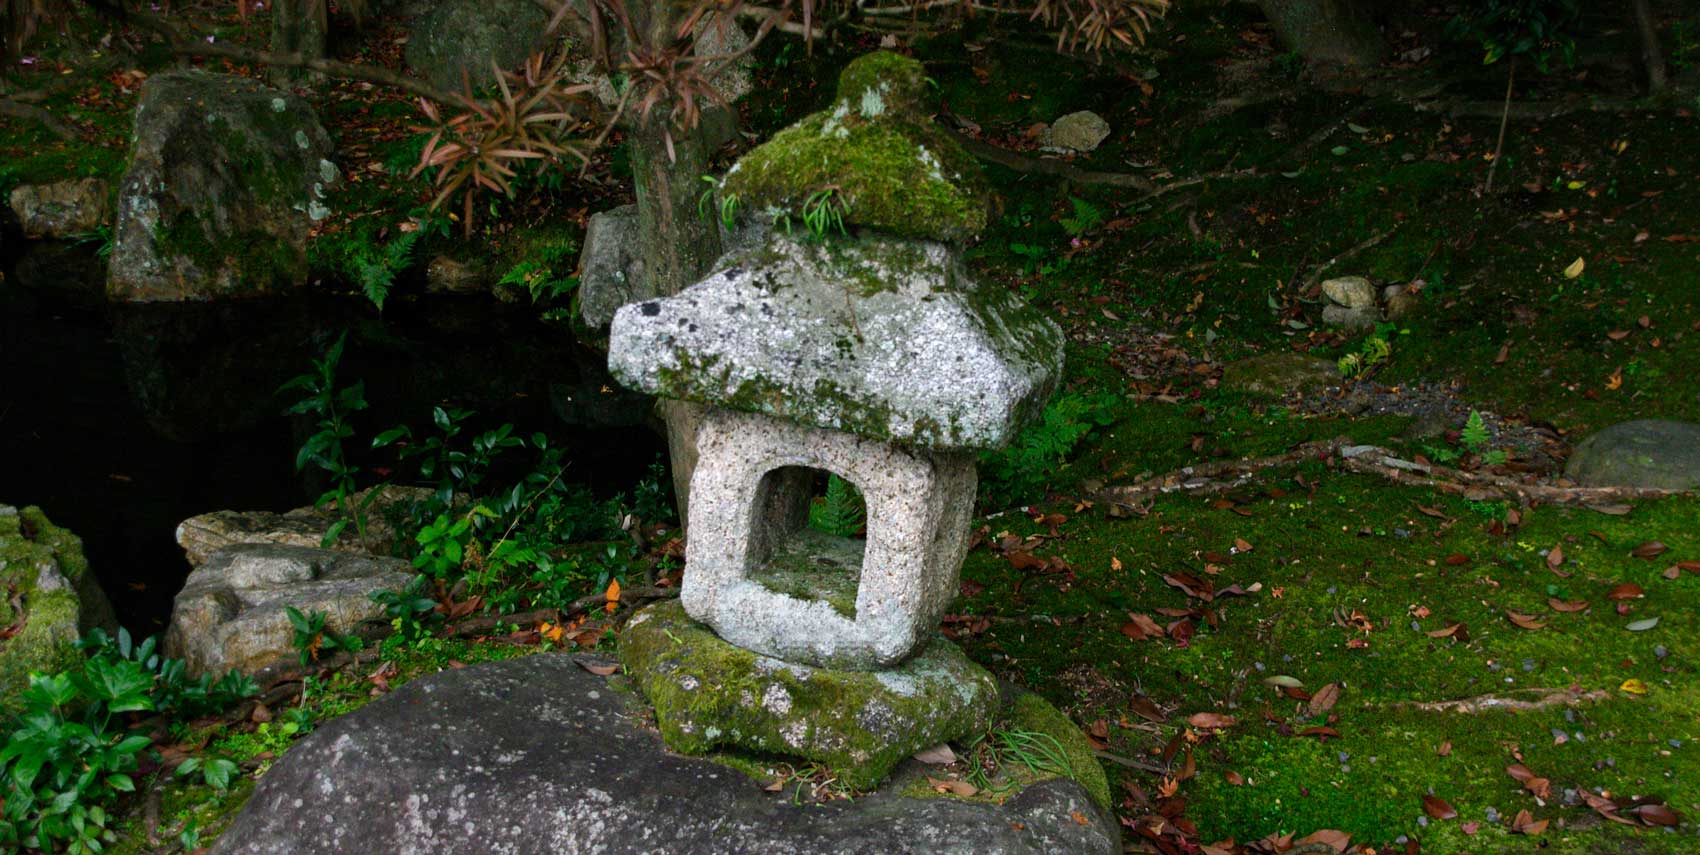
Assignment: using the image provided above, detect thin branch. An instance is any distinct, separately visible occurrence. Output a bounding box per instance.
[1391,688,1611,715]
[1093,439,1346,506]
[1300,227,1395,294]
[120,6,472,108]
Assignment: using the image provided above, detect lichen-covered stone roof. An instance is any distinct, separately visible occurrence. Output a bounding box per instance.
[719,51,989,244]
[607,232,1063,451]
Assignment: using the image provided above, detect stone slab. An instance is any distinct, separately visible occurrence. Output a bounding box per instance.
[209,653,1118,855]
[1566,419,1700,490]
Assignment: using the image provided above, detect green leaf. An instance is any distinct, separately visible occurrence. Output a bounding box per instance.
[104,775,134,794]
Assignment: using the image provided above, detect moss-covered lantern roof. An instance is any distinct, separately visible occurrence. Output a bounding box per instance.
[719,51,989,244]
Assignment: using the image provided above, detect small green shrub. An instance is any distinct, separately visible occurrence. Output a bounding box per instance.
[979,391,1119,509]
[284,607,364,666]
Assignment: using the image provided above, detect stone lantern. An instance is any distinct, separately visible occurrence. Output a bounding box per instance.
[610,51,1067,789]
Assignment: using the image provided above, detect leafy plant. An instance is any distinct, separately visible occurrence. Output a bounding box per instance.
[371,574,443,639]
[698,175,740,229]
[1460,410,1507,465]
[1058,196,1104,238]
[801,187,849,240]
[979,392,1119,509]
[810,474,865,538]
[76,628,258,719]
[173,755,239,791]
[284,607,365,666]
[1449,0,1581,71]
[1337,332,1393,379]
[498,258,578,306]
[282,334,382,548]
[348,230,420,311]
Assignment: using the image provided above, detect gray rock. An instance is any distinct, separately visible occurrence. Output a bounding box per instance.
[1044,111,1111,153]
[1220,352,1339,397]
[1565,420,1700,490]
[163,544,411,679]
[684,408,976,669]
[1322,276,1378,310]
[621,601,999,788]
[0,506,116,711]
[175,485,430,567]
[608,232,1064,451]
[1321,303,1379,330]
[404,0,549,92]
[423,255,488,294]
[108,71,338,302]
[209,654,1118,855]
[577,204,651,330]
[1384,290,1420,320]
[8,178,111,238]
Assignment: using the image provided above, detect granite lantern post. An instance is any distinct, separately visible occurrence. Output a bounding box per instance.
[609,50,1088,796]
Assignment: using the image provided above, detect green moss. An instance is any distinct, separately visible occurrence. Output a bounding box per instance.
[1005,692,1112,811]
[721,51,989,243]
[155,212,304,293]
[619,600,1000,790]
[0,506,111,710]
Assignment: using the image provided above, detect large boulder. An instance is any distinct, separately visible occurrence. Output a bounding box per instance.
[0,505,117,709]
[1565,420,1700,490]
[404,0,549,92]
[8,178,112,239]
[209,653,1118,855]
[108,70,339,302]
[163,544,411,679]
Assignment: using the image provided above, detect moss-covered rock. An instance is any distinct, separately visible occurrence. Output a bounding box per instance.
[0,505,117,710]
[1004,692,1111,812]
[619,600,1000,789]
[719,51,989,244]
[108,70,339,302]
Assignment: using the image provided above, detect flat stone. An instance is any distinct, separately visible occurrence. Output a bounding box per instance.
[622,601,1000,790]
[576,203,651,331]
[163,543,411,679]
[1321,302,1379,329]
[209,653,1116,855]
[609,232,1064,451]
[1220,352,1339,397]
[175,485,429,567]
[684,408,976,668]
[1566,419,1700,490]
[8,178,111,238]
[1322,275,1378,310]
[1044,111,1111,153]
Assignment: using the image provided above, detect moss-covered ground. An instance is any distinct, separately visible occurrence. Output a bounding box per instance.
[9,1,1700,852]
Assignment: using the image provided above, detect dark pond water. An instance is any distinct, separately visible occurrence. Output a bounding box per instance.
[1,241,664,634]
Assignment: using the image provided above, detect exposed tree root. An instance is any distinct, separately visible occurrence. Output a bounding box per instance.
[1393,688,1611,714]
[1092,439,1347,506]
[1091,438,1689,510]
[0,96,81,140]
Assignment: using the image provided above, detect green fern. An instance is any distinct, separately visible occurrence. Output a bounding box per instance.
[811,474,866,538]
[1461,410,1491,453]
[352,231,420,312]
[1058,196,1105,237]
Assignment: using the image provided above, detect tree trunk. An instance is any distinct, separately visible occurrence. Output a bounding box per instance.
[269,0,327,86]
[1256,0,1383,67]
[1632,0,1668,94]
[630,111,727,524]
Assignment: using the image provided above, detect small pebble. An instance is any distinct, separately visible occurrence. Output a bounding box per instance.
[1254,661,1265,671]
[1521,658,1536,672]
[1484,807,1501,823]
[1655,645,1669,659]
[1671,739,1683,749]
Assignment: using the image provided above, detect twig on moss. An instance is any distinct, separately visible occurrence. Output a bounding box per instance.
[1392,688,1610,714]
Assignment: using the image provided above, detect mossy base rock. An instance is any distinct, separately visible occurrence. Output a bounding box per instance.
[209,653,1117,855]
[1220,352,1340,397]
[8,178,111,238]
[620,601,999,790]
[162,544,411,679]
[0,505,117,710]
[175,485,431,568]
[719,51,989,243]
[108,70,339,302]
[403,0,548,91]
[1566,419,1700,490]
[609,231,1064,451]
